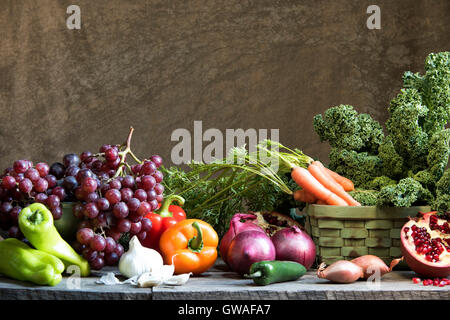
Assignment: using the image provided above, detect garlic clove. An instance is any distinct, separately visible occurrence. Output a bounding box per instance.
[137,272,164,288]
[163,273,192,286]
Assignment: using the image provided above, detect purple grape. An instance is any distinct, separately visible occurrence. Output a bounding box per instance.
[104,237,116,253]
[137,201,151,216]
[150,155,163,168]
[113,202,129,219]
[140,161,156,175]
[90,256,105,270]
[117,218,131,233]
[96,198,110,211]
[154,183,164,195]
[19,178,33,193]
[104,252,119,266]
[134,188,148,201]
[109,179,121,190]
[84,202,99,219]
[13,160,29,174]
[137,231,147,242]
[77,227,95,245]
[105,189,121,205]
[63,153,81,168]
[52,186,66,201]
[81,177,98,193]
[51,207,63,220]
[120,188,133,202]
[72,203,84,219]
[153,170,163,183]
[122,175,135,189]
[146,190,157,201]
[130,221,142,235]
[33,177,48,193]
[86,192,99,203]
[44,175,57,188]
[35,162,50,177]
[127,198,141,212]
[141,217,152,232]
[90,235,106,251]
[35,193,48,204]
[46,194,60,209]
[1,176,16,190]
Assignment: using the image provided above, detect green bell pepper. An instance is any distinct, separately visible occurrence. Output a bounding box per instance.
[0,238,65,286]
[18,203,90,277]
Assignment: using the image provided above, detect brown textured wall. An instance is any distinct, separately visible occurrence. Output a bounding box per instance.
[0,0,449,169]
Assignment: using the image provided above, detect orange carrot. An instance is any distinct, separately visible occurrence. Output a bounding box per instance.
[290,167,348,206]
[321,166,354,191]
[308,162,360,206]
[293,189,317,203]
[316,200,327,205]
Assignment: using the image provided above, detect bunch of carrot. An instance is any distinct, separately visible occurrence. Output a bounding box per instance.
[292,161,360,206]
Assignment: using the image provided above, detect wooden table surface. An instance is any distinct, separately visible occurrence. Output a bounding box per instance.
[0,260,448,300]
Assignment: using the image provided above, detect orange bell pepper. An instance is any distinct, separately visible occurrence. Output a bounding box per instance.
[159,219,218,275]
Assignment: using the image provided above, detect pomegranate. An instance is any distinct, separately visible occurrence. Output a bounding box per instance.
[253,211,303,237]
[400,211,450,278]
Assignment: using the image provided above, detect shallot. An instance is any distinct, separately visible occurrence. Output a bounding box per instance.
[317,260,364,283]
[351,255,390,279]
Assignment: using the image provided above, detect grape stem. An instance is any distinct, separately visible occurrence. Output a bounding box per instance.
[111,127,136,180]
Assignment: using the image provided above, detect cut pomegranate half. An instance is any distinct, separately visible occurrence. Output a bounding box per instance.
[400,211,450,278]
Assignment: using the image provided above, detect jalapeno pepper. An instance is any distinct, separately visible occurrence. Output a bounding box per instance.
[142,194,186,251]
[0,238,65,286]
[244,260,306,285]
[18,203,90,277]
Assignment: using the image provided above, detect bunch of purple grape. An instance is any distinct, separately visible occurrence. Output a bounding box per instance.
[0,160,58,238]
[70,145,164,270]
[0,128,164,270]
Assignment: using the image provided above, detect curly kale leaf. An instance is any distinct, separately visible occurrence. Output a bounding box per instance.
[426,128,450,179]
[385,88,429,172]
[367,176,397,191]
[376,177,433,207]
[328,148,383,189]
[313,104,384,154]
[378,136,405,179]
[433,169,450,214]
[348,189,379,206]
[422,52,450,133]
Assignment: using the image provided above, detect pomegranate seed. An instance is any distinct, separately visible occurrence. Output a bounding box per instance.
[439,281,447,287]
[412,277,421,284]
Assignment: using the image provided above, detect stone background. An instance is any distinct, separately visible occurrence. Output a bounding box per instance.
[0,0,449,169]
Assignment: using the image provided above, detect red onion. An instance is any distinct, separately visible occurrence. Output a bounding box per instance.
[317,260,364,283]
[219,213,265,265]
[226,230,276,275]
[271,225,316,269]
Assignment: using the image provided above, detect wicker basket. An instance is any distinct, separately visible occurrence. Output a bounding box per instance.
[305,204,431,267]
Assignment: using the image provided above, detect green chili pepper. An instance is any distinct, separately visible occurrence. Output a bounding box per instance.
[0,238,65,286]
[18,203,90,277]
[244,260,307,286]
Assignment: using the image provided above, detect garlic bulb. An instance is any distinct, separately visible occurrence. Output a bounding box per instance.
[118,236,163,278]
